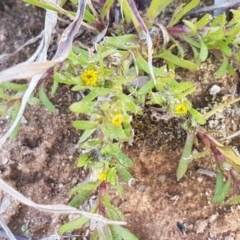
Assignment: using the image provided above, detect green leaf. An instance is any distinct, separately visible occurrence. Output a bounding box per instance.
[82,88,112,102]
[182,19,197,34]
[0,82,28,91]
[77,153,91,167]
[191,45,201,66]
[168,0,200,27]
[69,190,93,207]
[24,0,67,14]
[159,51,199,71]
[212,175,231,205]
[100,0,115,18]
[120,95,138,114]
[226,64,235,75]
[110,225,122,240]
[138,80,154,95]
[104,35,137,50]
[0,103,7,116]
[54,72,80,85]
[182,35,200,48]
[115,183,124,197]
[189,108,206,125]
[72,120,98,130]
[58,216,90,234]
[205,27,224,41]
[69,101,95,113]
[9,101,21,139]
[177,133,194,180]
[79,129,96,143]
[107,168,117,186]
[28,96,40,105]
[38,84,57,113]
[136,53,167,76]
[151,92,165,105]
[216,146,240,170]
[231,9,240,22]
[218,41,232,57]
[81,139,101,149]
[100,125,129,140]
[214,171,224,194]
[97,224,113,240]
[110,225,138,240]
[170,82,195,96]
[50,79,58,97]
[146,0,173,20]
[117,0,133,26]
[199,40,208,62]
[115,151,133,167]
[226,195,240,205]
[195,14,212,29]
[101,143,120,155]
[116,166,134,183]
[91,230,98,240]
[214,55,228,78]
[69,181,99,195]
[0,89,12,100]
[106,205,125,221]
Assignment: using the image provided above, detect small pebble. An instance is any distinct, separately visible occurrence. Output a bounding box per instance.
[208,213,219,223]
[177,222,186,234]
[136,184,147,192]
[223,233,235,240]
[194,219,208,233]
[209,84,221,95]
[209,232,216,239]
[197,177,203,183]
[128,178,136,186]
[157,175,166,183]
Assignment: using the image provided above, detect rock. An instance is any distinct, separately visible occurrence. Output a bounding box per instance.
[194,219,208,233]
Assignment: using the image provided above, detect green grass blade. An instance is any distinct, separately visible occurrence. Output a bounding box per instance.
[146,0,173,20]
[38,84,57,113]
[177,132,194,180]
[159,51,199,70]
[168,0,200,27]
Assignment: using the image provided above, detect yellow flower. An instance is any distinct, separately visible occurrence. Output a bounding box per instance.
[174,103,188,116]
[81,69,98,86]
[98,172,107,181]
[111,114,123,126]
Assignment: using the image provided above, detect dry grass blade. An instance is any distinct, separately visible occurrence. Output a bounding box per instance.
[0,61,56,83]
[53,0,88,61]
[204,97,240,120]
[128,0,156,84]
[188,0,240,15]
[92,12,109,44]
[0,31,44,62]
[155,22,170,47]
[221,130,240,140]
[0,215,16,240]
[0,178,126,226]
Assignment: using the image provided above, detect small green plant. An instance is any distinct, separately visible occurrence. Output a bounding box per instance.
[52,1,210,237]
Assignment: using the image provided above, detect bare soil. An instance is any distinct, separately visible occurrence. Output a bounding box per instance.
[1,1,240,240]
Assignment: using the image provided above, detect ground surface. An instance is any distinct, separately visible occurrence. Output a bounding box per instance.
[1,1,240,240]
